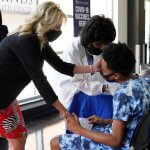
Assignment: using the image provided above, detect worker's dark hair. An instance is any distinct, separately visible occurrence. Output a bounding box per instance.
[80,15,116,48]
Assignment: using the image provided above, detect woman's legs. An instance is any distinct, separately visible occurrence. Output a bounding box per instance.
[8,136,27,150]
[50,136,61,150]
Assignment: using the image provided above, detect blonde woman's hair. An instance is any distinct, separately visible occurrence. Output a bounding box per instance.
[10,1,67,48]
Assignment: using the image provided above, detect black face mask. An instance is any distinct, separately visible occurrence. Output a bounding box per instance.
[46,30,62,42]
[99,70,116,82]
[87,44,103,56]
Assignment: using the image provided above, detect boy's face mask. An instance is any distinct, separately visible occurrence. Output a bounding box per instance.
[99,70,116,82]
[46,30,62,42]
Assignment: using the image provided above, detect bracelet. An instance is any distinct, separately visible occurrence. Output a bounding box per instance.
[89,65,94,74]
[60,111,69,119]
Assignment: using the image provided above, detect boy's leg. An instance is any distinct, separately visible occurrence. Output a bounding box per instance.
[50,136,61,150]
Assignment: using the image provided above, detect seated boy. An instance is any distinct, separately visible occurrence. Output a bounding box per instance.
[50,43,150,150]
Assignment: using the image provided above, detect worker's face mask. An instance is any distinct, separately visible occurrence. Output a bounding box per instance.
[99,70,116,82]
[87,44,103,56]
[46,30,62,42]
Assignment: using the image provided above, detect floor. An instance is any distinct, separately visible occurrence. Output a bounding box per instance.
[25,111,66,150]
[0,111,66,150]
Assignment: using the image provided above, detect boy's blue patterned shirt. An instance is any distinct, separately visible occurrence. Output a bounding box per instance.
[59,76,150,150]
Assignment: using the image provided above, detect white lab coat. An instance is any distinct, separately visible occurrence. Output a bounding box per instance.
[50,37,120,108]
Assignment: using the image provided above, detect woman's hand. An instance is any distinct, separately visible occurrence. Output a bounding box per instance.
[88,115,105,125]
[66,113,81,134]
[92,59,102,73]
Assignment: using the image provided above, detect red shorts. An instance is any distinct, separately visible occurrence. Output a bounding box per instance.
[0,100,27,139]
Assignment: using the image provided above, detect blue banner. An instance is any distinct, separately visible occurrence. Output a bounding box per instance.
[73,0,90,37]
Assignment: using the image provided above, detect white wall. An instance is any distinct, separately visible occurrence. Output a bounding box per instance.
[2,13,28,33]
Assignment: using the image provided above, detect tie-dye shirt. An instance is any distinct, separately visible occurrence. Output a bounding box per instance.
[59,76,150,150]
[111,75,150,149]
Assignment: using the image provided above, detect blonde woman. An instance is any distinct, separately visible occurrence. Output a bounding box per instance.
[0,1,101,150]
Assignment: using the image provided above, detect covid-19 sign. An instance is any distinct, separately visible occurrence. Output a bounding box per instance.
[73,0,90,37]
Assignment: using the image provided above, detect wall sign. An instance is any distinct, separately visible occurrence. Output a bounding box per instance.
[0,0,37,14]
[73,0,90,37]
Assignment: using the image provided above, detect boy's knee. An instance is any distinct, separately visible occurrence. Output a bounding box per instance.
[50,137,60,150]
[50,137,56,147]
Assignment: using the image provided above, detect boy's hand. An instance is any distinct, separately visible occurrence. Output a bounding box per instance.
[88,115,105,125]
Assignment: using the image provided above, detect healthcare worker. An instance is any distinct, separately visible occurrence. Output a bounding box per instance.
[50,15,120,125]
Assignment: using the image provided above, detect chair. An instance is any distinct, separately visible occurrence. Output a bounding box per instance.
[130,110,150,150]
